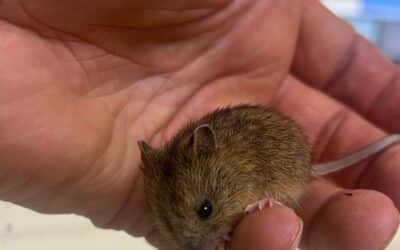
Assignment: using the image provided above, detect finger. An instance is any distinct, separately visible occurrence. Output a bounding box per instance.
[231,205,302,250]
[271,75,400,247]
[121,0,231,10]
[292,1,400,132]
[298,180,399,250]
[271,75,400,210]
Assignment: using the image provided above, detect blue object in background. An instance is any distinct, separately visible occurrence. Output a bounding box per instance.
[348,20,380,44]
[362,0,400,21]
[380,23,400,63]
[365,0,399,6]
[338,0,400,63]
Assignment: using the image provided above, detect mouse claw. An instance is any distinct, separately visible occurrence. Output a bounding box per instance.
[245,198,281,213]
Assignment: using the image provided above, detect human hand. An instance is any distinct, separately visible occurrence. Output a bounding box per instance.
[0,0,399,249]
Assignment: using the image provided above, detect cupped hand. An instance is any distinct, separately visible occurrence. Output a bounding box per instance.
[0,0,399,249]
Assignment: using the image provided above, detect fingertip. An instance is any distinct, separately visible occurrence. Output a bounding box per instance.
[308,189,399,250]
[231,205,303,250]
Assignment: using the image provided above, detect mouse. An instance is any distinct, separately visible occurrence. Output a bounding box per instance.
[137,104,400,250]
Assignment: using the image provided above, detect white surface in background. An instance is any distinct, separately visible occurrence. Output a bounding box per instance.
[0,201,398,250]
[0,201,155,250]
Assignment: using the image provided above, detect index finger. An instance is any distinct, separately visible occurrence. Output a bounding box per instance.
[292,1,400,132]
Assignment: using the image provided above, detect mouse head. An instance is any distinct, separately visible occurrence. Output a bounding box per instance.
[138,124,252,250]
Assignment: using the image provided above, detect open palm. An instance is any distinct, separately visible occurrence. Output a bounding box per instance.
[1,0,399,249]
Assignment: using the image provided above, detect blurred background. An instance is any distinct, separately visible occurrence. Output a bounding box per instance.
[323,0,400,63]
[1,0,399,249]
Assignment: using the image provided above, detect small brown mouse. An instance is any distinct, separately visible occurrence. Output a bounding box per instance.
[138,104,400,250]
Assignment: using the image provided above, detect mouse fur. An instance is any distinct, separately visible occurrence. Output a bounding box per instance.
[138,104,311,250]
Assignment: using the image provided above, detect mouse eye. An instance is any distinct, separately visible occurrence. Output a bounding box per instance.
[197,200,213,219]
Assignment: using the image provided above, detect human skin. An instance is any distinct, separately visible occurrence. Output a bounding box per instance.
[0,0,399,249]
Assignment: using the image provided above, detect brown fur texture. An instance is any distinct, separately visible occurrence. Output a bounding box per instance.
[138,104,311,250]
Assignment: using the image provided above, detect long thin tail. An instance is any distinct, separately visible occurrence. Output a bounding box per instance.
[311,134,400,176]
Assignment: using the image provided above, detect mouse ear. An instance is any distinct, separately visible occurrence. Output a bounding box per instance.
[191,124,217,157]
[137,141,160,175]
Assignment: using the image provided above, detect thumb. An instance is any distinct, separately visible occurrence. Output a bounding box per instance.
[231,205,303,250]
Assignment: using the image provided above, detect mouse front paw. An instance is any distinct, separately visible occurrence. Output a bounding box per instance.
[245,198,282,213]
[215,239,229,250]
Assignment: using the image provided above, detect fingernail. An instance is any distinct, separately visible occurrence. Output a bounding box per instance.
[290,219,303,250]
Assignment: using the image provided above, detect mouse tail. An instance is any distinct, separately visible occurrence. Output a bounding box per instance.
[311,134,400,176]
